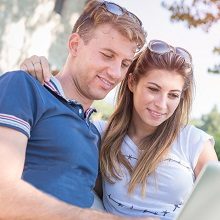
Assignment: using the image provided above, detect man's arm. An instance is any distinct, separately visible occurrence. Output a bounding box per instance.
[0,126,80,219]
[0,126,158,220]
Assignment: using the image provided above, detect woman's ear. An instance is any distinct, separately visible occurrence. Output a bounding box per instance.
[128,73,135,92]
[68,33,82,56]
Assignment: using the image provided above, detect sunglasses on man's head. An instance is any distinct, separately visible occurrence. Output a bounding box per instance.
[148,40,192,65]
[76,1,142,31]
[100,1,142,26]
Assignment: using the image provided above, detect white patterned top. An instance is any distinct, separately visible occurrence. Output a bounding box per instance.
[94,121,214,220]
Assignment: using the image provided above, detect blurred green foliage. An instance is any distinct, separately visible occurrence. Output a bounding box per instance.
[191,105,220,160]
[91,100,114,121]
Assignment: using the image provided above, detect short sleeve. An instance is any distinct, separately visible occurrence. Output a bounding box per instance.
[184,125,215,170]
[0,71,45,138]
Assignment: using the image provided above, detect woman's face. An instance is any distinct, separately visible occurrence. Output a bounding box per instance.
[128,69,185,132]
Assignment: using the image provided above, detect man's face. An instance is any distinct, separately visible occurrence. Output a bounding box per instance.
[70,24,137,102]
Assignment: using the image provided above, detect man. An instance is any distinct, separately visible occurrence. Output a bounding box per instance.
[0,1,156,219]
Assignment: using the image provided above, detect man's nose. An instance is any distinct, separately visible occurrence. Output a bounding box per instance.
[108,63,123,80]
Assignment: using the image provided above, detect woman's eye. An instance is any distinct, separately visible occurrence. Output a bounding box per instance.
[122,62,130,69]
[169,93,180,99]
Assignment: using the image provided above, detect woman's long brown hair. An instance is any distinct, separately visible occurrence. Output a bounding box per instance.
[100,47,194,195]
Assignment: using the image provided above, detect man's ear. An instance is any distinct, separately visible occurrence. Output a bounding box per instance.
[128,73,135,92]
[68,33,82,56]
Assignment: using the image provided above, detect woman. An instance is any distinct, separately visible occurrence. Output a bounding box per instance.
[21,40,218,220]
[95,40,218,219]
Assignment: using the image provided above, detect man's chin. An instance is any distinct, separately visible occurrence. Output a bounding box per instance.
[94,92,110,100]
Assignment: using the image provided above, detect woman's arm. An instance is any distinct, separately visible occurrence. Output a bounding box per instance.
[20,55,51,84]
[194,140,218,178]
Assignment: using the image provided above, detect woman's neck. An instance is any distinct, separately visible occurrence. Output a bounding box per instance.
[127,117,156,146]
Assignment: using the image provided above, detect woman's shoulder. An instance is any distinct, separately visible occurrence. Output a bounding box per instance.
[180,124,214,144]
[177,124,214,157]
[172,124,214,169]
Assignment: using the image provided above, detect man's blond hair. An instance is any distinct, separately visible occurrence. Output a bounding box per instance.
[73,0,146,51]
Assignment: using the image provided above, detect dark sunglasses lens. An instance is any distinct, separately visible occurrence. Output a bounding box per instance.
[150,41,170,54]
[176,48,192,63]
[105,2,142,25]
[128,12,142,25]
[105,2,124,16]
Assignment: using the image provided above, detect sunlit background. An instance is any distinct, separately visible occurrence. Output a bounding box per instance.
[0,1,220,158]
[105,0,220,119]
[0,0,219,119]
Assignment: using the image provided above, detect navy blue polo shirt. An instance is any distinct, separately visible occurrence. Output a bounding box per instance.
[0,70,100,208]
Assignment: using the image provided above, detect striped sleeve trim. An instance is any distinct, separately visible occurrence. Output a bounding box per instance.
[0,113,31,137]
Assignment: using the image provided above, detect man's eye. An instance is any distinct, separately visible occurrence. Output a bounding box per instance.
[148,87,158,92]
[101,53,113,58]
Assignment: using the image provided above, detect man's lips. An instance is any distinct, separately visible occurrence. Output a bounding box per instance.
[98,76,114,90]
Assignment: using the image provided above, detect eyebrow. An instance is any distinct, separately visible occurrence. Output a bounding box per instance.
[102,48,133,63]
[148,82,182,93]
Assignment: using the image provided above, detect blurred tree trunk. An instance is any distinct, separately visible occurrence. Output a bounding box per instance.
[0,0,86,73]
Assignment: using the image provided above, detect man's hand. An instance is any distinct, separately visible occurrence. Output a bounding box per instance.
[20,55,51,84]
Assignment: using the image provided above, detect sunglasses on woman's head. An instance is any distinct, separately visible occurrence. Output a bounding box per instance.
[148,40,192,65]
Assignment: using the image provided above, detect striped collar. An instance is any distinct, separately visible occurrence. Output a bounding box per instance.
[44,76,96,119]
[44,76,64,97]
